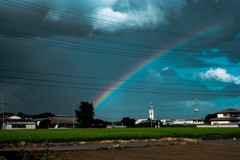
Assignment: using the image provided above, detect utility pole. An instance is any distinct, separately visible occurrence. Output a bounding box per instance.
[157,115,160,128]
[2,100,5,130]
[194,98,198,127]
[72,99,75,129]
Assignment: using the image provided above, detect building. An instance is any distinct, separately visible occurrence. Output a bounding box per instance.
[185,119,204,125]
[161,119,204,125]
[172,119,186,125]
[34,116,78,128]
[210,109,240,125]
[1,115,36,130]
[161,119,174,125]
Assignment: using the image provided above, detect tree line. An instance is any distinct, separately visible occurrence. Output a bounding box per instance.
[1,101,217,128]
[0,112,55,119]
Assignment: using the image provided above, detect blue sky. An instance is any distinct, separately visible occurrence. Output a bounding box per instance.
[0,0,240,121]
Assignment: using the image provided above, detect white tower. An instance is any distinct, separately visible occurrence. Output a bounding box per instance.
[149,102,154,120]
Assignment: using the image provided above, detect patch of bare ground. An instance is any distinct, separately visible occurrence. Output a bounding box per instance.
[51,141,240,160]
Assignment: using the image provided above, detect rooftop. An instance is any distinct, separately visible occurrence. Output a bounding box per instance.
[2,119,35,122]
[216,109,240,114]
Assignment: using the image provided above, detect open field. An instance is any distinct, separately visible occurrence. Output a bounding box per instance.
[1,128,240,144]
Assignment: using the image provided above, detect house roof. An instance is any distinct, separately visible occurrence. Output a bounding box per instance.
[216,109,240,114]
[49,117,79,124]
[210,117,240,121]
[5,121,36,125]
[2,119,36,125]
[2,119,34,122]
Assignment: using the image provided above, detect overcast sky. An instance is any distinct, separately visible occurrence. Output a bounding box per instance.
[0,0,240,121]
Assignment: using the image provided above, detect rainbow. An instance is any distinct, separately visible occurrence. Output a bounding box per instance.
[93,27,220,111]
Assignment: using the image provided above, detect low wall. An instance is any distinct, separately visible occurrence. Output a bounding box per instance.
[197,125,239,128]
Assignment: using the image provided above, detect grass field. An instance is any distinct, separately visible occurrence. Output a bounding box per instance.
[0,128,240,144]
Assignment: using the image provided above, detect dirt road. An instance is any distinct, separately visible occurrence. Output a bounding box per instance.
[1,140,240,160]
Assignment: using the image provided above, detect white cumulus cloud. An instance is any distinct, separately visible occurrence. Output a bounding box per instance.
[94,8,128,32]
[41,0,188,33]
[162,67,169,71]
[92,0,187,32]
[148,69,161,78]
[199,68,240,85]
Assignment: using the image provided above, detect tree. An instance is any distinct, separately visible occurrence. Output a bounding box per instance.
[204,113,217,124]
[17,112,25,119]
[75,102,94,128]
[121,117,136,127]
[0,112,14,116]
[92,119,109,128]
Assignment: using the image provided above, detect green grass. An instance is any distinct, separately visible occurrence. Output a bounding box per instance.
[0,128,240,144]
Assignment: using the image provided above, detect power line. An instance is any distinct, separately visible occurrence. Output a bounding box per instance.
[16,0,237,39]
[1,17,238,57]
[1,18,239,62]
[0,19,158,51]
[31,0,232,37]
[0,30,237,62]
[0,18,156,54]
[0,75,238,98]
[0,68,238,89]
[35,0,237,40]
[0,0,235,41]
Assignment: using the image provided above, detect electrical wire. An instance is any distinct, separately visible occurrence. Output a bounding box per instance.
[1,17,239,58]
[0,75,238,97]
[0,0,235,41]
[0,29,237,62]
[0,68,238,88]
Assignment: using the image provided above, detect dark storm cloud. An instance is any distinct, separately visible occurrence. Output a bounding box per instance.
[0,83,29,112]
[212,37,240,63]
[0,0,239,36]
[164,0,240,64]
[169,0,240,31]
[0,0,188,38]
[1,0,240,117]
[0,0,94,38]
[1,0,239,55]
